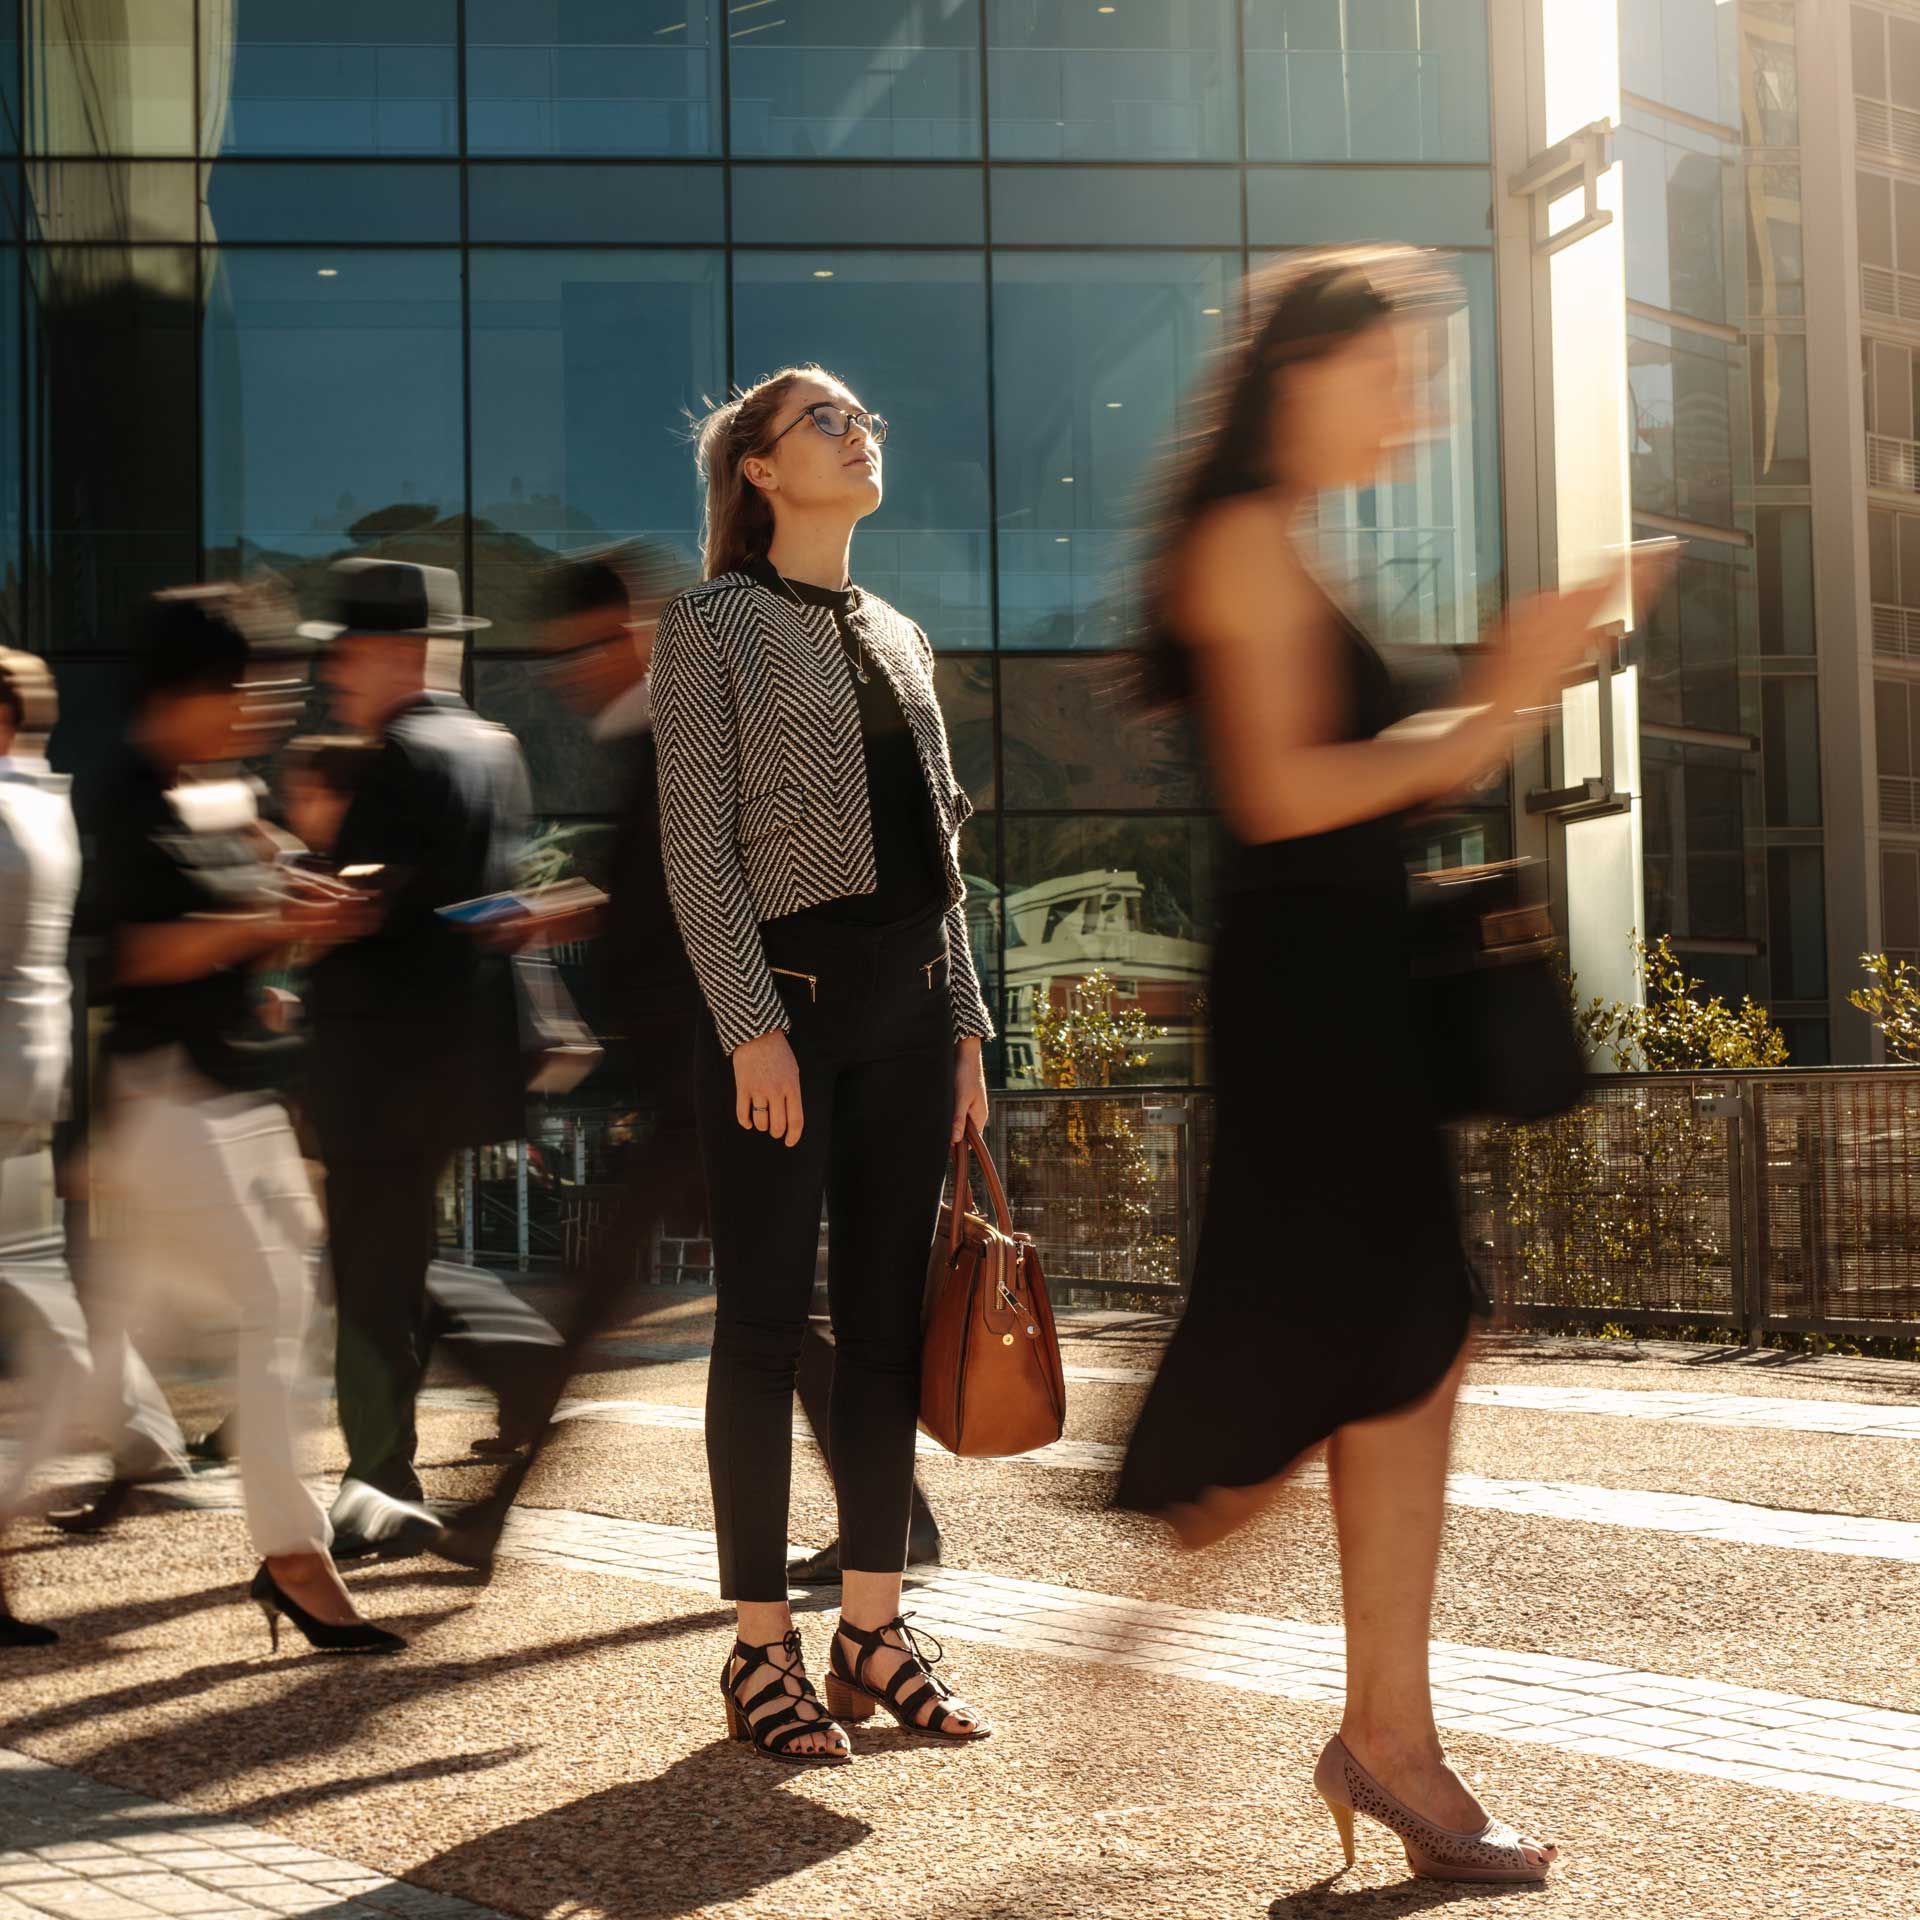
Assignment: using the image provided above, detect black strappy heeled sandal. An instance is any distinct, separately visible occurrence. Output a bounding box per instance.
[825,1612,992,1740]
[721,1627,852,1764]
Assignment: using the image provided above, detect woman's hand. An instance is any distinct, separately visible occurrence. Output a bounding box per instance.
[952,1036,988,1146]
[733,1029,804,1146]
[1470,583,1613,722]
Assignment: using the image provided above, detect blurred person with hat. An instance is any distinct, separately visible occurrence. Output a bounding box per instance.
[81,585,400,1653]
[303,558,564,1562]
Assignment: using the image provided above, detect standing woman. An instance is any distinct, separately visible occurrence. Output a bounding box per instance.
[652,366,993,1762]
[1115,248,1606,1883]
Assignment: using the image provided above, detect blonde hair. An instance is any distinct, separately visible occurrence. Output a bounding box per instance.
[691,364,847,580]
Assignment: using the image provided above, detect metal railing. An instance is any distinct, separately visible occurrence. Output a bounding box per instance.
[1858,95,1920,171]
[1868,433,1920,493]
[1873,601,1920,662]
[1863,261,1920,329]
[1456,1070,1920,1342]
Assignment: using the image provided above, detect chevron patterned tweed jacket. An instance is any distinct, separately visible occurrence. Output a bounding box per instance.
[650,570,994,1056]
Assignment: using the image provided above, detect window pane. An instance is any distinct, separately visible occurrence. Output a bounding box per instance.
[1756,505,1815,653]
[1247,166,1491,248]
[1244,0,1489,160]
[1893,16,1920,112]
[1883,846,1920,952]
[989,166,1240,246]
[0,248,19,644]
[730,1,982,159]
[28,249,198,651]
[1897,179,1920,279]
[468,252,725,647]
[1874,339,1912,440]
[1761,678,1821,827]
[1741,1,1798,145]
[993,253,1231,650]
[28,0,193,155]
[1859,170,1895,269]
[731,164,982,245]
[1630,321,1735,526]
[465,0,720,156]
[1684,759,1751,939]
[23,160,195,243]
[732,253,990,649]
[0,0,17,153]
[959,812,1003,1083]
[1901,514,1920,610]
[205,2,459,155]
[1751,333,1810,484]
[1856,5,1889,101]
[988,0,1237,160]
[1000,816,1220,1089]
[1871,508,1898,606]
[1768,846,1827,1001]
[467,163,724,244]
[201,161,460,242]
[1677,556,1738,737]
[203,252,465,600]
[1877,677,1910,777]
[935,656,995,805]
[1001,657,1205,809]
[471,664,631,813]
[1746,163,1802,319]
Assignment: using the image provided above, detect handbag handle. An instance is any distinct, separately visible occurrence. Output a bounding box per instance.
[947,1115,1014,1253]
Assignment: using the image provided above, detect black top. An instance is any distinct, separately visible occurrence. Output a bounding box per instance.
[746,560,945,929]
[89,745,297,1093]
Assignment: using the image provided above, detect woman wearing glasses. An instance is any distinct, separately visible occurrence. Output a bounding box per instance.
[652,366,993,1762]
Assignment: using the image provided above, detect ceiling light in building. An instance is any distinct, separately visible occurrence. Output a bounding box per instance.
[1105,401,1122,409]
[1060,475,1074,484]
[1098,5,1117,12]
[813,269,834,278]
[316,268,339,277]
[654,20,686,32]
[1056,536,1070,543]
[1201,305,1221,315]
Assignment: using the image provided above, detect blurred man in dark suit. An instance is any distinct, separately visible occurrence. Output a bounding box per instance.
[304,558,563,1559]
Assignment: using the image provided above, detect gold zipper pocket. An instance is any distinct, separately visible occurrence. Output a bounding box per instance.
[921,952,947,990]
[769,964,817,1002]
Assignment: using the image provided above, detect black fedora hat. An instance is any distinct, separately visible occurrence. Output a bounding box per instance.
[298,557,490,643]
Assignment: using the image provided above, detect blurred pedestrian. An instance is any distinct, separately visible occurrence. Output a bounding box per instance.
[302,559,563,1561]
[654,367,992,1761]
[1114,248,1610,1883]
[85,586,399,1653]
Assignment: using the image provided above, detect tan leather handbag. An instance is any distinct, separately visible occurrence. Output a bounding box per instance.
[921,1118,1066,1457]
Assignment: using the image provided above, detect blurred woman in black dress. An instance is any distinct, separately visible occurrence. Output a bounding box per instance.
[1116,247,1609,1886]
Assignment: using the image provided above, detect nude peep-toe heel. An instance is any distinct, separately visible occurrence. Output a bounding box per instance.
[1314,1734,1555,1885]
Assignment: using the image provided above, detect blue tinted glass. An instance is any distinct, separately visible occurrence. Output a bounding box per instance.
[1247,167,1491,248]
[29,0,193,154]
[989,167,1240,246]
[465,0,719,156]
[0,248,17,643]
[203,252,465,599]
[202,162,460,242]
[728,1,982,158]
[467,163,724,243]
[1255,247,1502,646]
[207,2,458,155]
[0,0,18,153]
[730,163,983,244]
[1243,0,1490,161]
[28,249,199,650]
[24,161,196,243]
[468,252,726,647]
[992,253,1235,650]
[988,0,1237,160]
[733,253,991,649]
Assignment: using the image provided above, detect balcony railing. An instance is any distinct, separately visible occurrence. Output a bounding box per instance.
[1873,602,1920,661]
[1863,262,1920,328]
[1868,433,1920,492]
[1858,94,1920,170]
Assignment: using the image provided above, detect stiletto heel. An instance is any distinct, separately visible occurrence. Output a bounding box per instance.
[829,1614,990,1741]
[1320,1791,1356,1868]
[249,1564,404,1656]
[720,1628,850,1763]
[1313,1734,1553,1885]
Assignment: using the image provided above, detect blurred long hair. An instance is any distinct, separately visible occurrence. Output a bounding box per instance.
[1135,244,1458,708]
[690,364,846,581]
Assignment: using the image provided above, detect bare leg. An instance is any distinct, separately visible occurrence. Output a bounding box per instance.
[732,1599,846,1758]
[1327,1346,1553,1871]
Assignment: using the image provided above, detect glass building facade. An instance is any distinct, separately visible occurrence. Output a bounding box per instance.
[2,0,1502,1113]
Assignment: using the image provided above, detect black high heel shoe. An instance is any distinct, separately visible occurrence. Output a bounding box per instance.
[249,1564,405,1656]
[721,1628,851,1763]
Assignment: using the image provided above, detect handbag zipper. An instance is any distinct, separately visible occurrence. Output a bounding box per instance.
[769,965,817,1001]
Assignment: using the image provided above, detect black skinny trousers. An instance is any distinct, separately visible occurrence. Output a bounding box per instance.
[696,904,955,1601]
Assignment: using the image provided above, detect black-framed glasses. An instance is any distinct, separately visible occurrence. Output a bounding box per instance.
[767,402,889,450]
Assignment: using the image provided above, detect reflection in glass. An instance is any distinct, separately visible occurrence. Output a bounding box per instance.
[1751,331,1810,485]
[1641,740,1757,946]
[729,1,981,158]
[466,0,718,155]
[200,161,460,243]
[1619,120,1728,327]
[1885,846,1920,961]
[28,249,198,651]
[1000,816,1219,1089]
[733,252,990,648]
[1741,1,1798,145]
[1756,506,1814,654]
[958,813,1003,1083]
[1762,677,1821,828]
[1767,846,1826,1001]
[1244,0,1489,162]
[0,248,17,645]
[1636,551,1742,736]
[1617,0,1732,129]
[993,252,1230,650]
[1745,162,1802,319]
[987,0,1236,161]
[1000,656,1203,810]
[203,0,458,155]
[0,0,17,152]
[1629,317,1738,528]
[468,252,725,645]
[28,0,193,155]
[203,252,465,605]
[472,663,631,815]
[934,656,995,806]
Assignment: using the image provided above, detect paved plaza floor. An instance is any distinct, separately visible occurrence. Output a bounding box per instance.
[5,1292,1920,1918]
